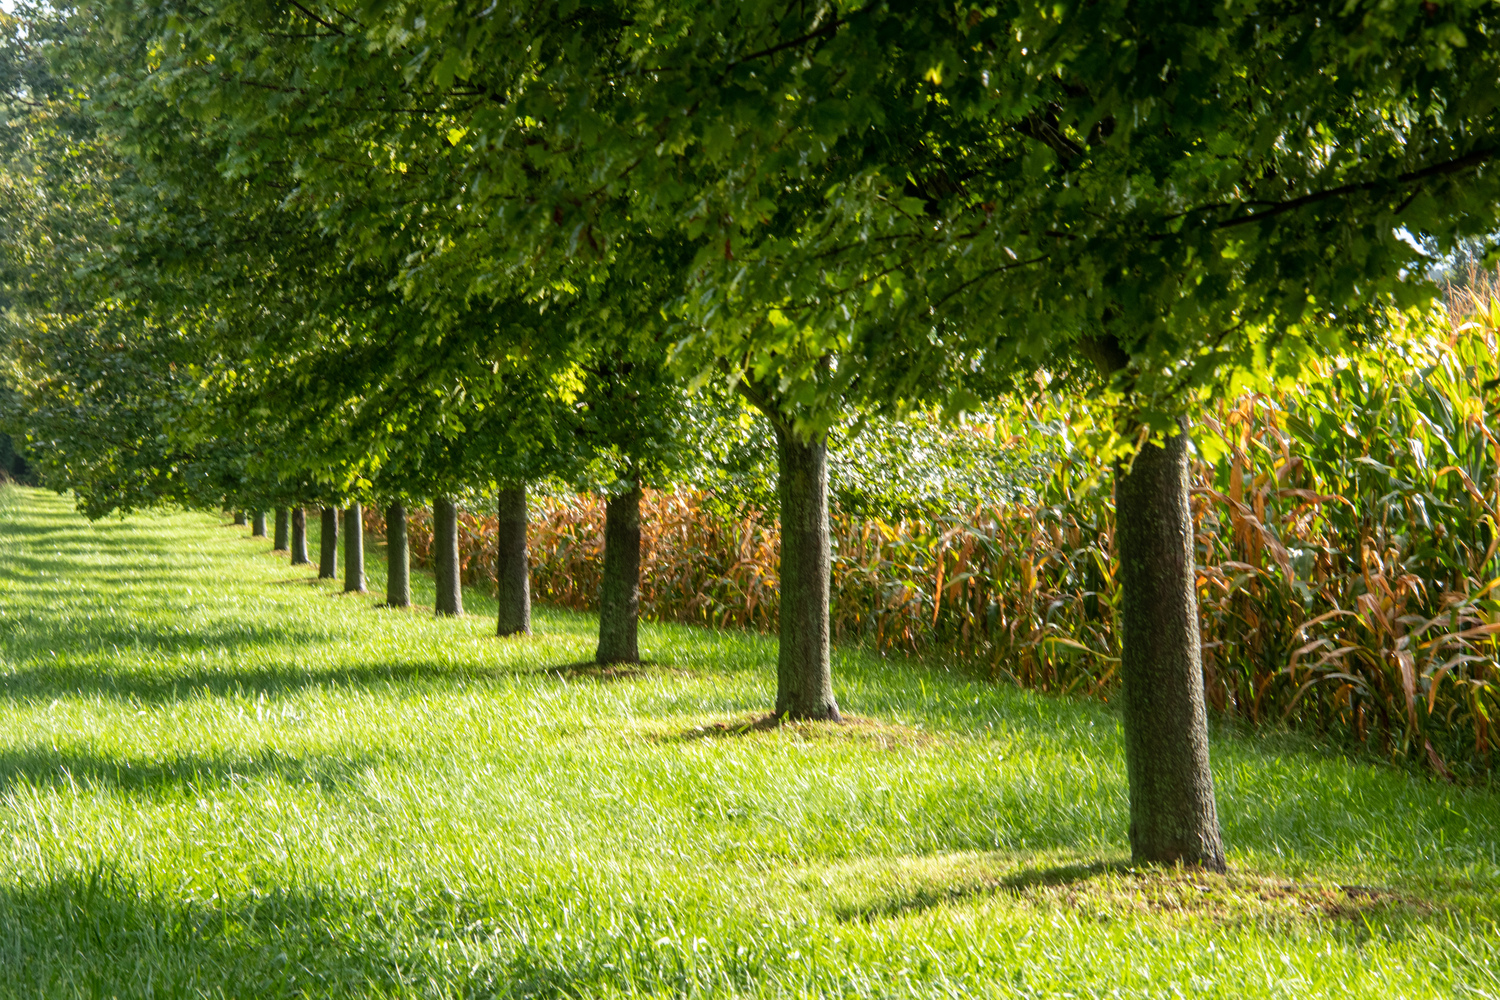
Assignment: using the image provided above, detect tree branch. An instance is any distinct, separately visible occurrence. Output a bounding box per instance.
[1215,145,1498,229]
[282,0,347,36]
[726,2,877,70]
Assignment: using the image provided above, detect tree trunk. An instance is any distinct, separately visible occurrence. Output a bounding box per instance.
[495,484,531,636]
[773,426,840,720]
[273,508,290,551]
[385,501,411,608]
[595,485,642,663]
[318,507,339,579]
[233,510,246,526]
[251,510,267,537]
[290,508,310,565]
[433,496,463,616]
[343,504,366,593]
[1115,429,1226,871]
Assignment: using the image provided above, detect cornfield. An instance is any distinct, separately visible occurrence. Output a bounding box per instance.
[371,305,1500,778]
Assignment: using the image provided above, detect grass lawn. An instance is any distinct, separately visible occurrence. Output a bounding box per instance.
[0,486,1495,998]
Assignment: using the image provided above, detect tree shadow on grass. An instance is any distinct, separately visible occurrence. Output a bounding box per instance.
[0,535,205,599]
[87,573,254,588]
[0,657,534,705]
[0,868,669,1000]
[0,551,173,577]
[673,712,783,736]
[644,712,943,750]
[817,851,1471,932]
[265,574,326,586]
[0,743,383,795]
[855,859,1126,921]
[0,615,330,664]
[539,660,673,682]
[1000,859,1128,891]
[0,503,214,577]
[0,538,136,558]
[0,871,414,998]
[0,517,90,540]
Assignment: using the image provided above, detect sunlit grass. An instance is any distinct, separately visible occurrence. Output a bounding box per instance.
[0,486,1496,998]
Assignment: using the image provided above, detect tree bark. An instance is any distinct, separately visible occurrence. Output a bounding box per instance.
[773,426,840,720]
[495,484,531,636]
[595,485,642,663]
[251,510,267,537]
[343,504,366,593]
[318,507,339,579]
[385,501,411,608]
[273,508,290,551]
[433,496,463,616]
[1115,429,1226,871]
[290,508,310,565]
[233,510,246,526]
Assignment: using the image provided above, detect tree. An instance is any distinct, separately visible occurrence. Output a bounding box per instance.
[343,503,366,592]
[383,500,411,608]
[290,508,310,565]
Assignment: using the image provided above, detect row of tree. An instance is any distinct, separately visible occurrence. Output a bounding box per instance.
[3,1,1499,872]
[237,497,537,639]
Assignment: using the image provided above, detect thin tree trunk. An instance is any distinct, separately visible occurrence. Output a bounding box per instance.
[596,485,642,663]
[343,504,366,593]
[318,507,339,579]
[290,508,310,565]
[1115,429,1226,871]
[233,510,246,526]
[433,496,463,616]
[495,484,531,636]
[251,510,267,537]
[273,508,290,551]
[385,501,411,608]
[773,426,839,720]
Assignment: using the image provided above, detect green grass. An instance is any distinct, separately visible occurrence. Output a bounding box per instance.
[0,485,1496,999]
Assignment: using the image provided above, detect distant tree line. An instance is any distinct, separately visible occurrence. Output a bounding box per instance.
[0,432,29,484]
